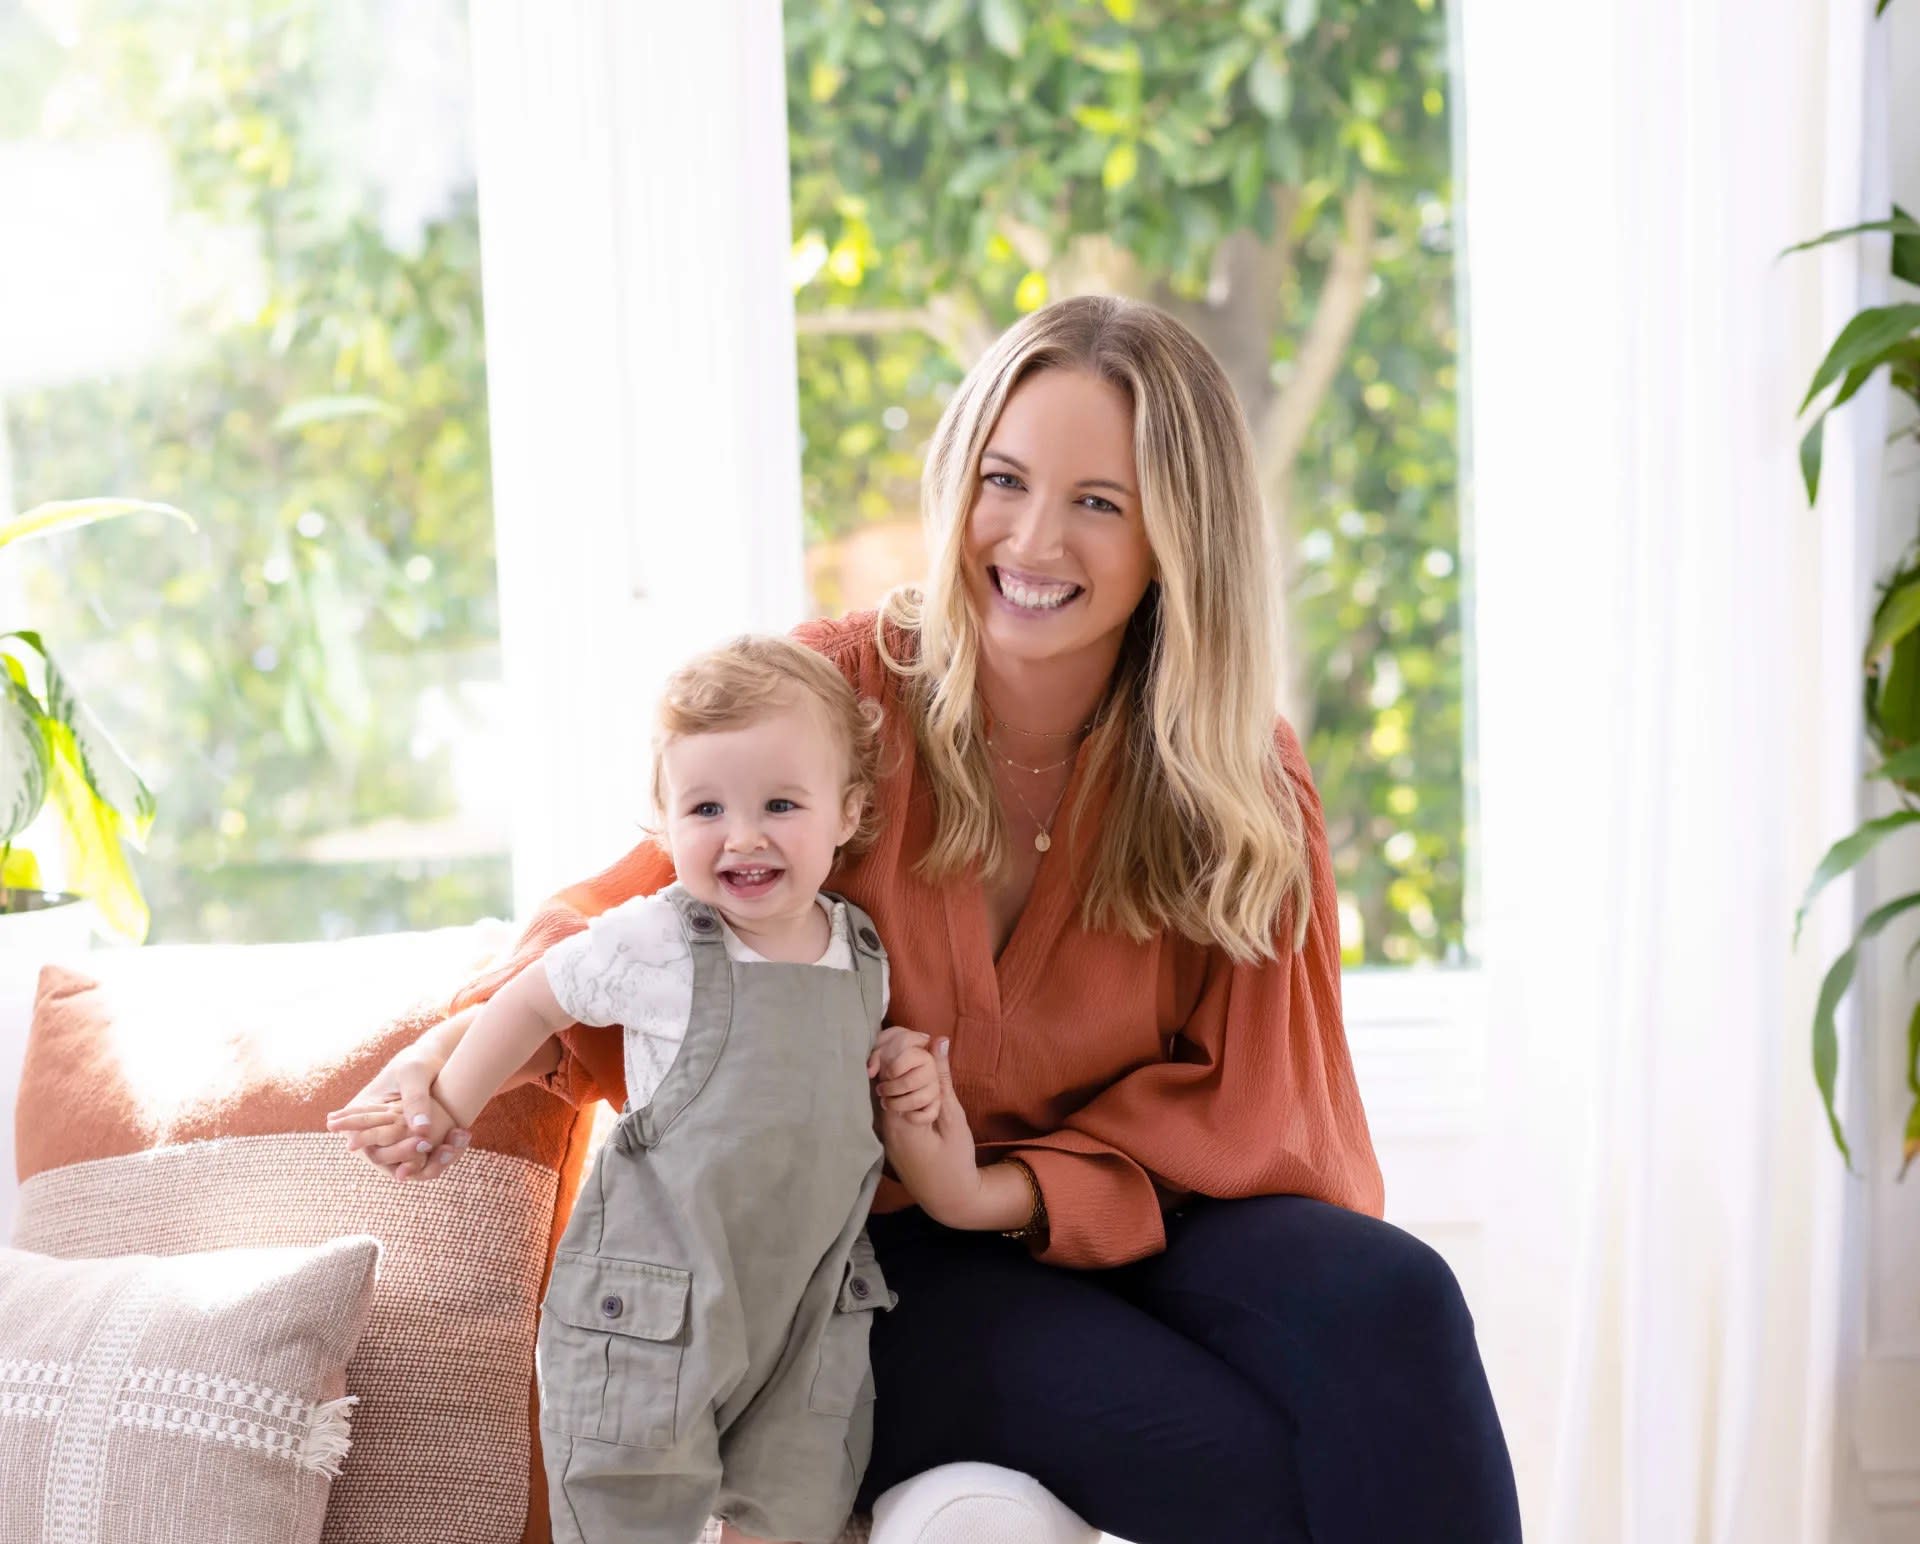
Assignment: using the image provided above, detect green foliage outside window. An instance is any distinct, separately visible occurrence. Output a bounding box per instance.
[785,0,1467,964]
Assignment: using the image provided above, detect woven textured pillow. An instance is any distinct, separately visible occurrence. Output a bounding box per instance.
[0,1233,379,1543]
[9,926,598,1544]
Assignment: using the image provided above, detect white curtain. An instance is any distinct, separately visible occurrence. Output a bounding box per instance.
[1460,1,1888,1539]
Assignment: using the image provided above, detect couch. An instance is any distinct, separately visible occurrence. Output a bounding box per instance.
[1,921,1108,1544]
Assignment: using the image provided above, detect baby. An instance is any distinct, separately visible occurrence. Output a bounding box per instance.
[333,635,937,1544]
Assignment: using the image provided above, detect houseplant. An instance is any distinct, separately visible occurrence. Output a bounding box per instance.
[0,498,195,944]
[1790,204,1920,1176]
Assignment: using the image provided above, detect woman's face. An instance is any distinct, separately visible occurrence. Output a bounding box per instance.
[962,367,1156,677]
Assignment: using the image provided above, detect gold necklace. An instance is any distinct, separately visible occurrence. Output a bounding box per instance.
[997,758,1072,853]
[986,735,1077,777]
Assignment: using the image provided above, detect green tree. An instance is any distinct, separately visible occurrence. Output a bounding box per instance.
[785,0,1464,963]
[3,0,505,942]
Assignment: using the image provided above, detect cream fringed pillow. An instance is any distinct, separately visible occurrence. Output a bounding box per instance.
[0,1235,379,1542]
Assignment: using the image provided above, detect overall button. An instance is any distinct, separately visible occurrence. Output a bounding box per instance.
[600,1293,625,1319]
[858,926,880,950]
[849,1277,871,1300]
[688,912,717,934]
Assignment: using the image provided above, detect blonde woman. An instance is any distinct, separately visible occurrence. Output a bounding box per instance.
[335,296,1521,1543]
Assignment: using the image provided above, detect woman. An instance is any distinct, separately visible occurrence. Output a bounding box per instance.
[337,295,1520,1543]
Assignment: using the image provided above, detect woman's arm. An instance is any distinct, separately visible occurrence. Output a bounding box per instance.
[987,727,1384,1269]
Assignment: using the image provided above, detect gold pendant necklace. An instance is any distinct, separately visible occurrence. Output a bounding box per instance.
[999,761,1071,853]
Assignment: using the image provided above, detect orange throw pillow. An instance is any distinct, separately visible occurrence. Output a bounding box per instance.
[9,926,596,1544]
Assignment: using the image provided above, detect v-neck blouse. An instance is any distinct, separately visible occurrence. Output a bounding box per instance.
[492,611,1384,1268]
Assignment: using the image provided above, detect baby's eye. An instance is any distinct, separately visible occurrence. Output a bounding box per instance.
[765,798,799,814]
[691,801,722,818]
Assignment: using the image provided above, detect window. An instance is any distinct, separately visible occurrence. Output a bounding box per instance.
[0,0,505,942]
[784,0,1467,965]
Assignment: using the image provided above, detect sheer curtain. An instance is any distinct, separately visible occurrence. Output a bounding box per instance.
[1460,1,1887,1539]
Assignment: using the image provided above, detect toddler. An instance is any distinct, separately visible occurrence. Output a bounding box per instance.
[332,636,938,1544]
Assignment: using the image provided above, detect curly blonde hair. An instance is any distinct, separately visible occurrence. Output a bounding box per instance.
[649,634,885,857]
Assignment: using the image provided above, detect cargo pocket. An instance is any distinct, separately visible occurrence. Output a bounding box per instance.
[538,1250,692,1449]
[807,1234,895,1419]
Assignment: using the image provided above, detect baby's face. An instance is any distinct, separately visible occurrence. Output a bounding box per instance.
[660,698,859,932]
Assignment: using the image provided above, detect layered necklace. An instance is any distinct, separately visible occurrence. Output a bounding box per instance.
[986,712,1093,854]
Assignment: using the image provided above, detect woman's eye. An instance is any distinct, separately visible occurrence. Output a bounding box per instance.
[1081,495,1120,514]
[985,472,1022,490]
[765,798,798,814]
[691,801,721,818]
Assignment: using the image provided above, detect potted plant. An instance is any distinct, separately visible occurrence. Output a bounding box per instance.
[1,498,195,946]
[1789,204,1920,1177]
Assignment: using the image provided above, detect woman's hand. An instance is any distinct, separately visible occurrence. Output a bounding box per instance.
[877,1037,990,1227]
[325,1011,474,1181]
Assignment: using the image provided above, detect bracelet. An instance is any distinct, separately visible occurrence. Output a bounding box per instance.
[999,1158,1049,1244]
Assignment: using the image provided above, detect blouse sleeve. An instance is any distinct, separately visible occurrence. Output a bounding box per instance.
[1000,725,1385,1269]
[447,839,678,1110]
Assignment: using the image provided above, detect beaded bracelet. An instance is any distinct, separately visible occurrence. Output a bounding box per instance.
[999,1157,1049,1244]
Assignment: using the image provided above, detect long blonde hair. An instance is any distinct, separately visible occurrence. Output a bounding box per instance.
[878,294,1312,961]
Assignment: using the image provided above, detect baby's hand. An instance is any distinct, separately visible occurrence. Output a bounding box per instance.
[868,1025,939,1127]
[326,1093,460,1179]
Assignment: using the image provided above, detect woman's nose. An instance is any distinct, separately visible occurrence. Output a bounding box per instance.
[1006,500,1065,559]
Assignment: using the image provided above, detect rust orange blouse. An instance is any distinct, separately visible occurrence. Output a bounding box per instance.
[452,611,1384,1268]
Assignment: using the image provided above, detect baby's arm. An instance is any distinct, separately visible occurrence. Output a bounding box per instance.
[432,960,577,1130]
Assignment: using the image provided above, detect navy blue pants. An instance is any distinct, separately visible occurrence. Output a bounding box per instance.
[855,1194,1521,1544]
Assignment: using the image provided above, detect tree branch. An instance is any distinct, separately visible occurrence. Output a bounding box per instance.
[1256,179,1378,518]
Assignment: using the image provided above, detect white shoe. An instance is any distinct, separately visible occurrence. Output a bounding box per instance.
[867,1463,1105,1544]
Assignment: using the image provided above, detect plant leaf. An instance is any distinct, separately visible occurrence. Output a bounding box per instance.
[1801,417,1824,503]
[271,395,402,434]
[1897,204,1920,287]
[1778,215,1920,259]
[1870,743,1920,785]
[0,498,196,553]
[980,0,1024,58]
[0,673,51,843]
[1811,890,1920,1171]
[1795,809,1920,942]
[2,632,154,834]
[1799,305,1920,414]
[42,720,147,943]
[0,846,42,890]
[1868,575,1920,665]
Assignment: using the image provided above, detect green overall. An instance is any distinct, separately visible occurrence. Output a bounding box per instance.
[537,884,897,1544]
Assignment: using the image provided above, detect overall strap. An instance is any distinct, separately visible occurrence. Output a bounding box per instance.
[831,891,889,1034]
[616,884,733,1153]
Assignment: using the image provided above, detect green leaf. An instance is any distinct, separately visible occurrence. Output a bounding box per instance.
[1869,575,1920,665]
[0,847,43,890]
[980,0,1025,58]
[1800,417,1823,503]
[1896,203,1920,287]
[1102,0,1135,19]
[1778,215,1920,260]
[1102,140,1138,191]
[270,395,402,434]
[1870,743,1920,785]
[1283,0,1320,39]
[1071,104,1129,136]
[0,498,196,553]
[1248,44,1291,120]
[42,720,147,943]
[1800,305,1920,413]
[1813,890,1920,1169]
[2,632,154,833]
[0,674,50,843]
[1795,808,1920,942]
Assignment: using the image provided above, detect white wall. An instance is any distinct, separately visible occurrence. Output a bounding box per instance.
[1848,5,1920,1538]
